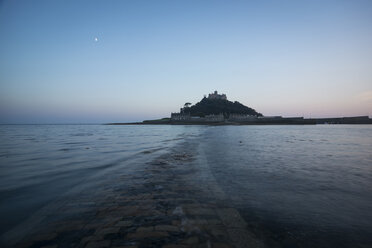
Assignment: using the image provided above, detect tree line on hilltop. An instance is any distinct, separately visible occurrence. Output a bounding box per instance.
[182,97,262,117]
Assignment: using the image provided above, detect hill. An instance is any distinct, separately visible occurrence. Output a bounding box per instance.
[182,97,262,117]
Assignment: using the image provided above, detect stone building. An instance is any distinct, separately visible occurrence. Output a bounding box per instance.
[228,114,256,122]
[205,114,225,122]
[170,113,190,121]
[208,90,227,100]
[171,113,225,123]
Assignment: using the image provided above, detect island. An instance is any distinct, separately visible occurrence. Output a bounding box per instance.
[108,91,372,125]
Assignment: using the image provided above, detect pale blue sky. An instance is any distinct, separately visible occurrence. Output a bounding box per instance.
[0,0,371,123]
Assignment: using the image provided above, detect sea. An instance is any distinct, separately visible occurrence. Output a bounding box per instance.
[0,124,371,247]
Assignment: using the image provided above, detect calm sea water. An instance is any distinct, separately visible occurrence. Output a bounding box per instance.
[0,125,198,237]
[200,125,372,247]
[0,124,371,247]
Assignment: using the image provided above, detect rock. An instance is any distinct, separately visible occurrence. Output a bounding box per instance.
[181,236,199,245]
[116,220,133,227]
[85,240,111,248]
[126,231,169,239]
[155,225,180,232]
[136,226,154,232]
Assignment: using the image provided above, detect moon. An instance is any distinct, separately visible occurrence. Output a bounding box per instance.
[94,37,98,42]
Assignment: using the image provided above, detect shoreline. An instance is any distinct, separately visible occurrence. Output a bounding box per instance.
[107,115,372,126]
[106,121,317,126]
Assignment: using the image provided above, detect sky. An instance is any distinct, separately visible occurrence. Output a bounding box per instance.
[0,0,371,123]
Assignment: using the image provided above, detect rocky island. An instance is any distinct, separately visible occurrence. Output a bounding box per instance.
[108,91,372,125]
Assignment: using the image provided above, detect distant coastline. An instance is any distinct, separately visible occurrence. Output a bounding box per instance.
[107,115,372,126]
[108,91,372,126]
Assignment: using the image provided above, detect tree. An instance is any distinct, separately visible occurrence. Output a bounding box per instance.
[183,98,262,117]
[184,102,192,108]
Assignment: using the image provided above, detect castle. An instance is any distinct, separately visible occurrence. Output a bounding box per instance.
[208,90,227,100]
[170,91,256,123]
[167,91,317,124]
